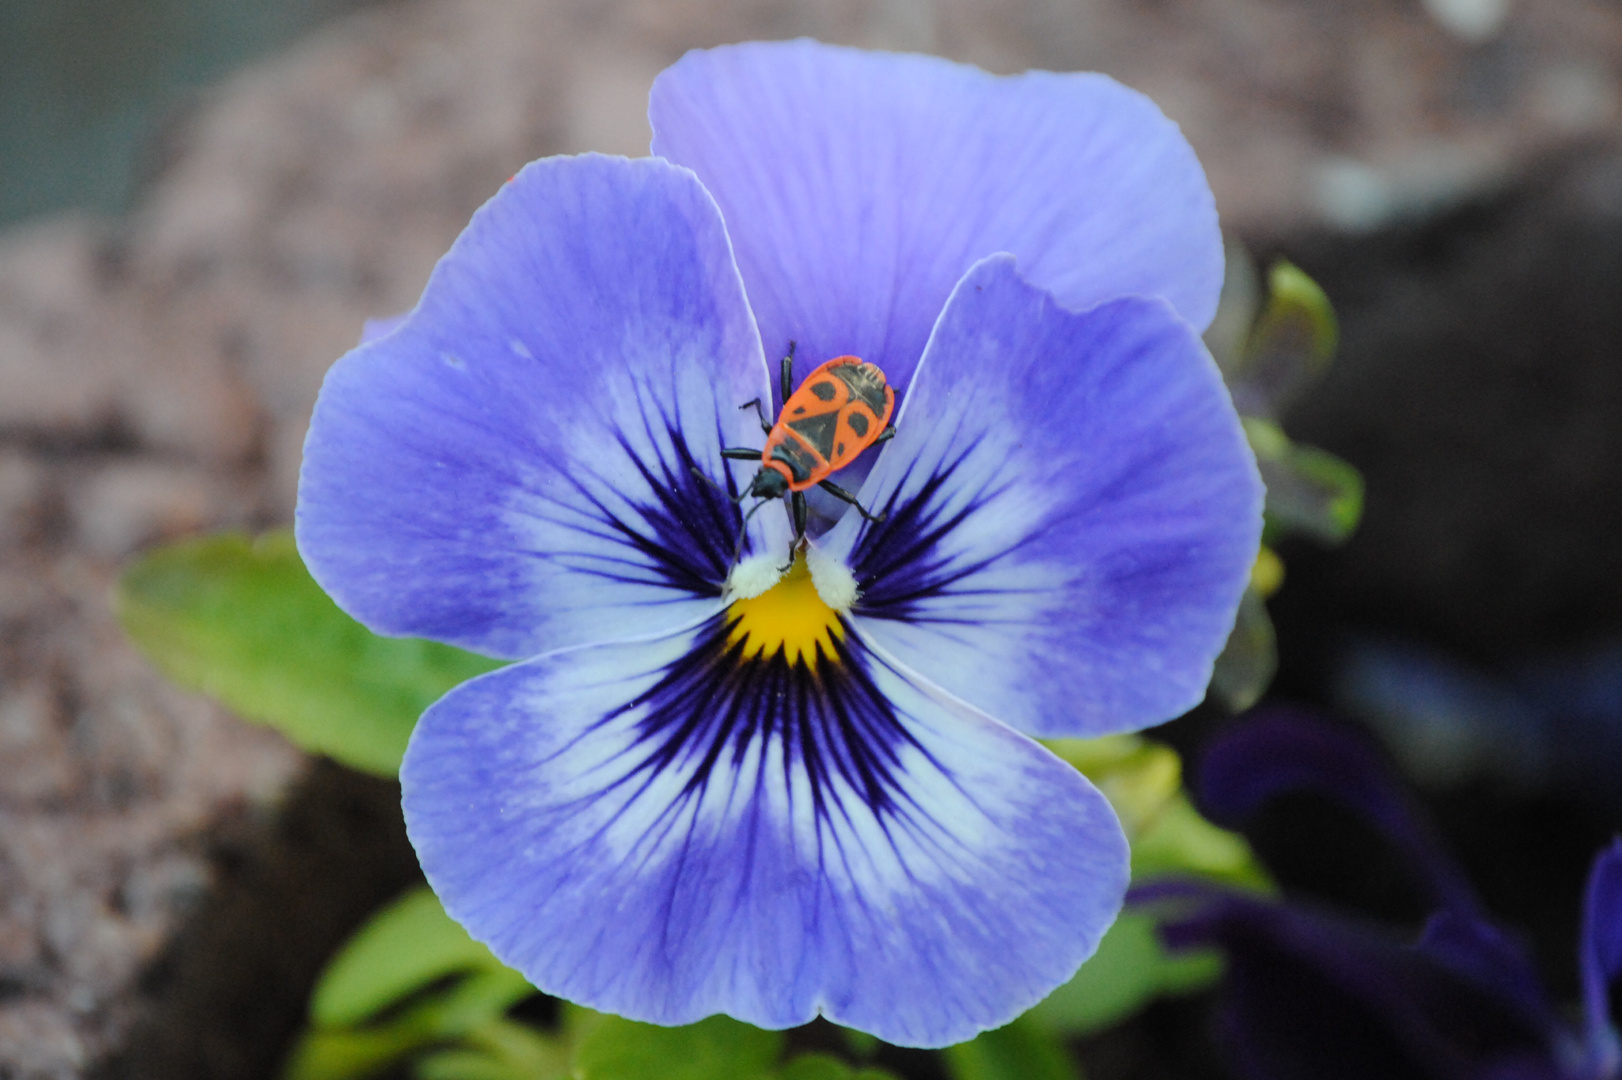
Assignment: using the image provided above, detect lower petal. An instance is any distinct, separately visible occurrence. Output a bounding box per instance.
[401,617,1127,1047]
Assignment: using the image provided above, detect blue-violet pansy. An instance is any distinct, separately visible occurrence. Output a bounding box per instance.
[295,39,1262,1047]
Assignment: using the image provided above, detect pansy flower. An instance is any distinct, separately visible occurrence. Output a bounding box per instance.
[296,40,1262,1047]
[1147,710,1622,1080]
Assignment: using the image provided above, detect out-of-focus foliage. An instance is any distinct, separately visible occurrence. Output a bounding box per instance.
[1207,252,1362,711]
[572,1014,782,1080]
[285,887,553,1080]
[942,1016,1080,1080]
[284,886,906,1080]
[275,733,1266,1080]
[115,530,501,775]
[1245,419,1364,547]
[310,889,508,1029]
[1030,737,1270,1038]
[1220,260,1338,419]
[1210,558,1281,715]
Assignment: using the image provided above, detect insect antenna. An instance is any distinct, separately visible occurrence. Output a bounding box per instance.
[729,496,769,568]
[689,465,745,504]
[689,465,771,573]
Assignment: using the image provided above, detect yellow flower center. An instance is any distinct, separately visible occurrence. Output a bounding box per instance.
[727,554,843,668]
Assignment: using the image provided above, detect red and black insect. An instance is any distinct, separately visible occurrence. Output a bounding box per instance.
[707,344,896,556]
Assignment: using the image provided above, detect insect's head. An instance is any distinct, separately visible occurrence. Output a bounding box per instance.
[749,466,790,501]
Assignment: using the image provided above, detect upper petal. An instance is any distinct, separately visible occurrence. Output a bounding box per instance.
[401,616,1127,1047]
[819,256,1262,737]
[297,155,792,658]
[650,39,1222,399]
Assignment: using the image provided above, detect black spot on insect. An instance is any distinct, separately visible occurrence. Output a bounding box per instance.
[792,406,806,415]
[787,411,839,458]
[829,362,888,413]
[810,380,837,401]
[846,412,870,438]
[770,437,820,483]
[836,441,846,456]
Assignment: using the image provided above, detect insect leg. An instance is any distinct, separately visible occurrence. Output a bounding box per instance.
[737,399,772,433]
[720,447,764,460]
[874,425,897,445]
[818,480,886,524]
[781,341,797,402]
[766,492,808,572]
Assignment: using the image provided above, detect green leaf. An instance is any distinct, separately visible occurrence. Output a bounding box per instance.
[1242,419,1364,545]
[414,1048,526,1080]
[414,1019,570,1080]
[411,968,537,1039]
[1045,734,1270,886]
[1203,239,1262,378]
[1023,781,1265,1037]
[115,530,502,776]
[1252,262,1337,361]
[1210,586,1278,713]
[1031,736,1271,1036]
[1229,260,1338,417]
[311,887,511,1029]
[286,965,535,1080]
[284,1026,431,1080]
[837,1027,879,1060]
[1132,796,1270,890]
[942,1016,1080,1080]
[573,1015,783,1080]
[774,1054,902,1080]
[775,1056,846,1080]
[1043,736,1182,842]
[1027,908,1218,1037]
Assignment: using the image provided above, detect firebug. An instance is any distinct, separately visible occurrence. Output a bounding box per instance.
[704,344,896,562]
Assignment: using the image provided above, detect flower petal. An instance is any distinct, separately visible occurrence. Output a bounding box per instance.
[819,256,1261,737]
[401,616,1127,1047]
[297,155,792,658]
[1197,708,1484,919]
[1151,888,1556,1080]
[649,39,1223,400]
[1580,839,1622,1073]
[1418,912,1558,1039]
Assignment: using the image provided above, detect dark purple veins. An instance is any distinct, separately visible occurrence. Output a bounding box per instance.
[848,455,1006,623]
[586,420,752,597]
[603,615,925,821]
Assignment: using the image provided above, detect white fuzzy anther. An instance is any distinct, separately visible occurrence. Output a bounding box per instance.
[806,545,860,611]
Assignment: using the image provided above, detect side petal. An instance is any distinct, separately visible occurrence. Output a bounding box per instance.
[1418,912,1559,1039]
[1150,889,1556,1080]
[1197,708,1484,919]
[1580,839,1622,1074]
[297,155,792,658]
[359,313,408,344]
[819,256,1261,738]
[401,617,1127,1048]
[650,39,1222,398]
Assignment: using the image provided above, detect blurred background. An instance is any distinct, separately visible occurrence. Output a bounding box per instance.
[0,0,372,228]
[4,0,1622,1076]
